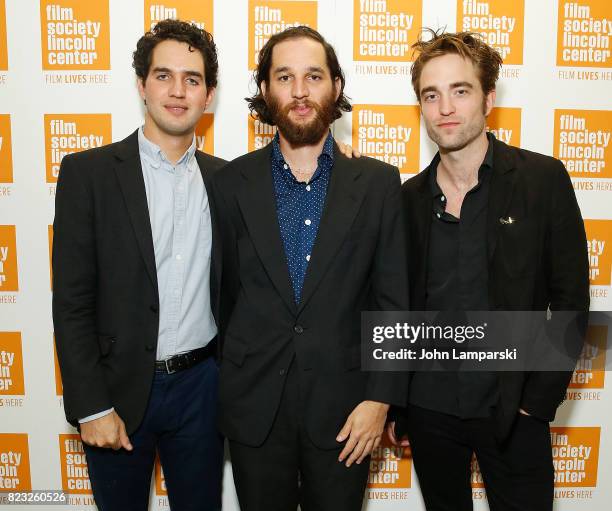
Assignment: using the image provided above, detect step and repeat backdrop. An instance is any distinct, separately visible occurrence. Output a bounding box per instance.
[0,0,611,509]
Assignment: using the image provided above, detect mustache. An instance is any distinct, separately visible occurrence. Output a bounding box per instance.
[282,99,318,112]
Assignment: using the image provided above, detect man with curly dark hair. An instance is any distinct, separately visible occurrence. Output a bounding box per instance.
[213,26,409,510]
[53,19,225,511]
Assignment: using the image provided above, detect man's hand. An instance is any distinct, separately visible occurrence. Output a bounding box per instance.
[519,408,531,416]
[336,400,389,466]
[386,421,410,447]
[336,141,362,159]
[80,411,133,451]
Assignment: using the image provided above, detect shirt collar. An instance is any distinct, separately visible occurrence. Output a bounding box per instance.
[138,126,197,170]
[429,132,495,196]
[271,131,335,169]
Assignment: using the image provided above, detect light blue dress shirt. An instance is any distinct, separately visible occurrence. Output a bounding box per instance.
[79,128,217,423]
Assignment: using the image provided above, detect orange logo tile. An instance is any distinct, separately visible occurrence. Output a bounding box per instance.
[53,335,63,396]
[195,113,214,155]
[144,0,213,33]
[584,220,612,285]
[0,0,6,70]
[486,107,521,147]
[352,104,420,175]
[155,454,167,495]
[353,0,422,62]
[40,0,110,70]
[557,1,612,68]
[59,434,92,494]
[0,332,24,396]
[569,325,607,389]
[554,110,611,178]
[0,225,18,292]
[249,0,318,69]
[44,114,112,183]
[248,116,276,152]
[551,427,600,487]
[457,0,525,64]
[0,114,12,183]
[367,435,412,488]
[0,434,31,490]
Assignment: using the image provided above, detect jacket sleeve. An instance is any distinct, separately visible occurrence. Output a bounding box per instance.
[52,154,112,425]
[520,160,590,420]
[364,168,411,407]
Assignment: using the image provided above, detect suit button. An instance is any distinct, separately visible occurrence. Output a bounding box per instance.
[150,304,158,313]
[293,325,304,334]
[145,344,155,352]
[279,368,286,376]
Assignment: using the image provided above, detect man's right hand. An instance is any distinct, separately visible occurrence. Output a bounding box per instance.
[80,411,133,451]
[386,421,410,447]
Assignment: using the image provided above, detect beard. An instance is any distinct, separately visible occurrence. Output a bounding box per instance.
[266,91,336,146]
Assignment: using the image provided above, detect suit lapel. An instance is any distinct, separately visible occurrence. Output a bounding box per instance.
[487,139,518,261]
[197,152,222,320]
[236,146,296,314]
[297,149,366,314]
[113,131,158,293]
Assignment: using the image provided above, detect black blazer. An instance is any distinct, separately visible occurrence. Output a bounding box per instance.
[398,136,589,440]
[52,130,226,434]
[211,142,410,449]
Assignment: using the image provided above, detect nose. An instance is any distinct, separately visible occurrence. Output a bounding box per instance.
[291,77,309,100]
[439,93,455,116]
[169,77,186,98]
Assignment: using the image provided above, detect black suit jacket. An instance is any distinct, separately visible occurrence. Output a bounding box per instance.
[211,142,410,449]
[52,130,226,434]
[398,136,589,440]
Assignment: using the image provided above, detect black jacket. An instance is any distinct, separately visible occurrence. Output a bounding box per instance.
[212,142,410,449]
[397,135,589,441]
[52,130,226,433]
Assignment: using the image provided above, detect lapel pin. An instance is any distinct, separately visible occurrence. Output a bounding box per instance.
[499,216,515,225]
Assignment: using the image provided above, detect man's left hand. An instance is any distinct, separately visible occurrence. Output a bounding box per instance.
[337,400,389,467]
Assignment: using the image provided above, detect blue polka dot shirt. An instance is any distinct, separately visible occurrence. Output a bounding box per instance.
[271,132,334,304]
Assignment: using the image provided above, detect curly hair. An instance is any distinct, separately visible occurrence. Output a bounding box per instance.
[246,26,351,125]
[411,29,503,101]
[133,19,218,88]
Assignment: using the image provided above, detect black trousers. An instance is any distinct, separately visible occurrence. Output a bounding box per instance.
[228,361,370,511]
[405,405,554,511]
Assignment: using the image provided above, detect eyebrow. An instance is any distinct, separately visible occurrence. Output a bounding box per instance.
[420,81,474,96]
[272,66,326,74]
[151,66,204,79]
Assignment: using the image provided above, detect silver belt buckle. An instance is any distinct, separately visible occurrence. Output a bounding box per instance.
[164,358,177,374]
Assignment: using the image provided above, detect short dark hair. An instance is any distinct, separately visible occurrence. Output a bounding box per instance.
[133,19,218,89]
[246,26,351,125]
[411,29,502,101]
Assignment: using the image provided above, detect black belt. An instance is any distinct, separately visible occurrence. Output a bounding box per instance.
[155,341,216,374]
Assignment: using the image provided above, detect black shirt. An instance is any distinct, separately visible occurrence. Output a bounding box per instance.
[409,135,499,418]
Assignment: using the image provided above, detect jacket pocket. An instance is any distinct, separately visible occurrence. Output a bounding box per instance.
[222,335,249,367]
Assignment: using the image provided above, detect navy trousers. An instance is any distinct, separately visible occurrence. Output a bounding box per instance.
[83,357,223,511]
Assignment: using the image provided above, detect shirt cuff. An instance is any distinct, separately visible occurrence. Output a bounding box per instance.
[78,408,114,423]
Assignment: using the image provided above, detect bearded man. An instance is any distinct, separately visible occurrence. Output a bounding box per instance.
[210,26,409,511]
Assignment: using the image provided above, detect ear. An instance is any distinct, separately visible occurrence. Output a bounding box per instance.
[204,86,216,110]
[484,89,496,117]
[261,80,267,98]
[333,77,341,102]
[137,77,146,101]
